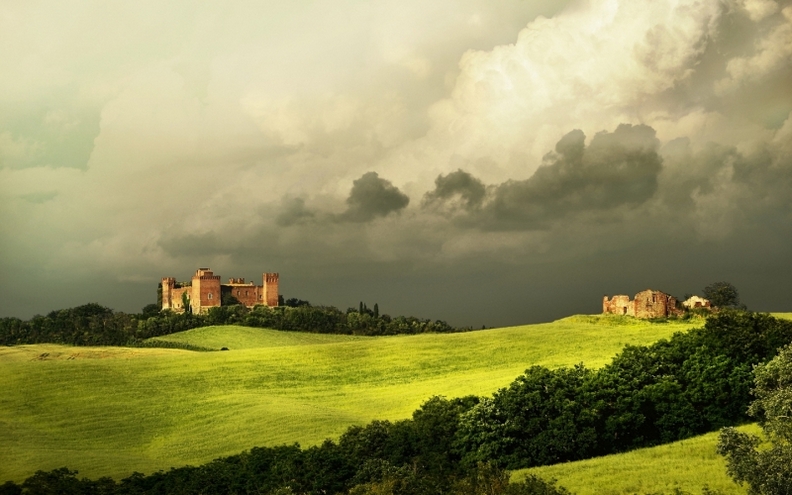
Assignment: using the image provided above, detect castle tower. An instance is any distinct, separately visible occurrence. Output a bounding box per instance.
[263,272,279,307]
[191,268,221,313]
[161,277,176,311]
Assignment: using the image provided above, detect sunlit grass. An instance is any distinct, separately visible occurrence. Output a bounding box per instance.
[0,315,697,482]
[513,424,760,495]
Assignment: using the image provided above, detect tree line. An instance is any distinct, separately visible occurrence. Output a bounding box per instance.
[0,301,461,347]
[2,310,791,494]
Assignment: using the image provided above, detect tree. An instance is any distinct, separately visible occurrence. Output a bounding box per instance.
[703,282,741,308]
[21,468,85,495]
[221,292,242,306]
[140,303,161,318]
[374,303,379,319]
[181,291,192,313]
[717,344,792,494]
[284,298,311,308]
[0,481,21,495]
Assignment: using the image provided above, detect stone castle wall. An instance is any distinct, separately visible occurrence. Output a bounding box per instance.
[161,268,279,313]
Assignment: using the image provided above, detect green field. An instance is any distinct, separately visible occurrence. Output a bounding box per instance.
[515,424,760,494]
[0,315,700,482]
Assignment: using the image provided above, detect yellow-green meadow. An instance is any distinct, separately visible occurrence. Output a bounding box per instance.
[1,315,699,482]
[515,424,759,494]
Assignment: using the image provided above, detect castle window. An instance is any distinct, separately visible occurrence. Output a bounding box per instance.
[246,291,249,296]
[208,293,213,300]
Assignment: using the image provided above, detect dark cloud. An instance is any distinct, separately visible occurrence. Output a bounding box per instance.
[424,124,663,230]
[337,171,410,222]
[422,169,486,212]
[657,135,792,233]
[276,197,316,227]
[486,124,661,228]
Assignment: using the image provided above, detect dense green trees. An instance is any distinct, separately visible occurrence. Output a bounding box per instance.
[458,311,792,469]
[0,302,461,347]
[703,282,741,309]
[718,344,792,494]
[221,292,242,307]
[458,365,597,468]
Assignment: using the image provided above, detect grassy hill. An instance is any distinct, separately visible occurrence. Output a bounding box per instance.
[514,424,760,494]
[0,315,700,483]
[149,324,370,349]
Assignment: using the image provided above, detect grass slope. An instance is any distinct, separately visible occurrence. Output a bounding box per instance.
[0,315,699,483]
[514,424,760,495]
[149,325,369,349]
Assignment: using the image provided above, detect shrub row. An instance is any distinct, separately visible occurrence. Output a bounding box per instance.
[0,303,460,347]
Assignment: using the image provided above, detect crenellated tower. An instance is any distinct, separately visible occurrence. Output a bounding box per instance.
[191,268,221,313]
[263,272,279,307]
[161,277,176,310]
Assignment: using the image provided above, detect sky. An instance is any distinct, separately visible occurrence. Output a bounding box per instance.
[1,0,791,327]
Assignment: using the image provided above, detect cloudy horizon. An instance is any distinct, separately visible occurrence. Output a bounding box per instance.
[2,0,791,327]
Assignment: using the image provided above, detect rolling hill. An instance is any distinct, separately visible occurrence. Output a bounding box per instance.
[514,424,759,494]
[0,315,700,482]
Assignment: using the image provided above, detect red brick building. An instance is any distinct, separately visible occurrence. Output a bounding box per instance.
[161,268,279,313]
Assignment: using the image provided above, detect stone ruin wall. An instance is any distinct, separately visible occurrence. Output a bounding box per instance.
[603,294,634,316]
[603,289,683,319]
[683,295,711,309]
[633,289,682,319]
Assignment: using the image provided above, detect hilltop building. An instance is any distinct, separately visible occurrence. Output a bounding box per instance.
[603,289,683,319]
[682,295,711,310]
[161,268,279,314]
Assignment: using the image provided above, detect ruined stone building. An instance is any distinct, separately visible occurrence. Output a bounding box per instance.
[603,289,683,319]
[682,295,711,310]
[161,268,279,314]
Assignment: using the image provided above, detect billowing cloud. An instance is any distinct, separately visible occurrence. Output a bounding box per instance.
[424,124,662,229]
[337,172,410,222]
[276,197,316,227]
[422,169,486,212]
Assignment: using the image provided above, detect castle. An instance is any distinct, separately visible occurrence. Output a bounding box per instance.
[161,268,279,314]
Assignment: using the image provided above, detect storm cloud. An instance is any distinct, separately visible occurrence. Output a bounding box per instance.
[424,125,663,229]
[337,172,410,222]
[422,169,486,212]
[276,197,316,227]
